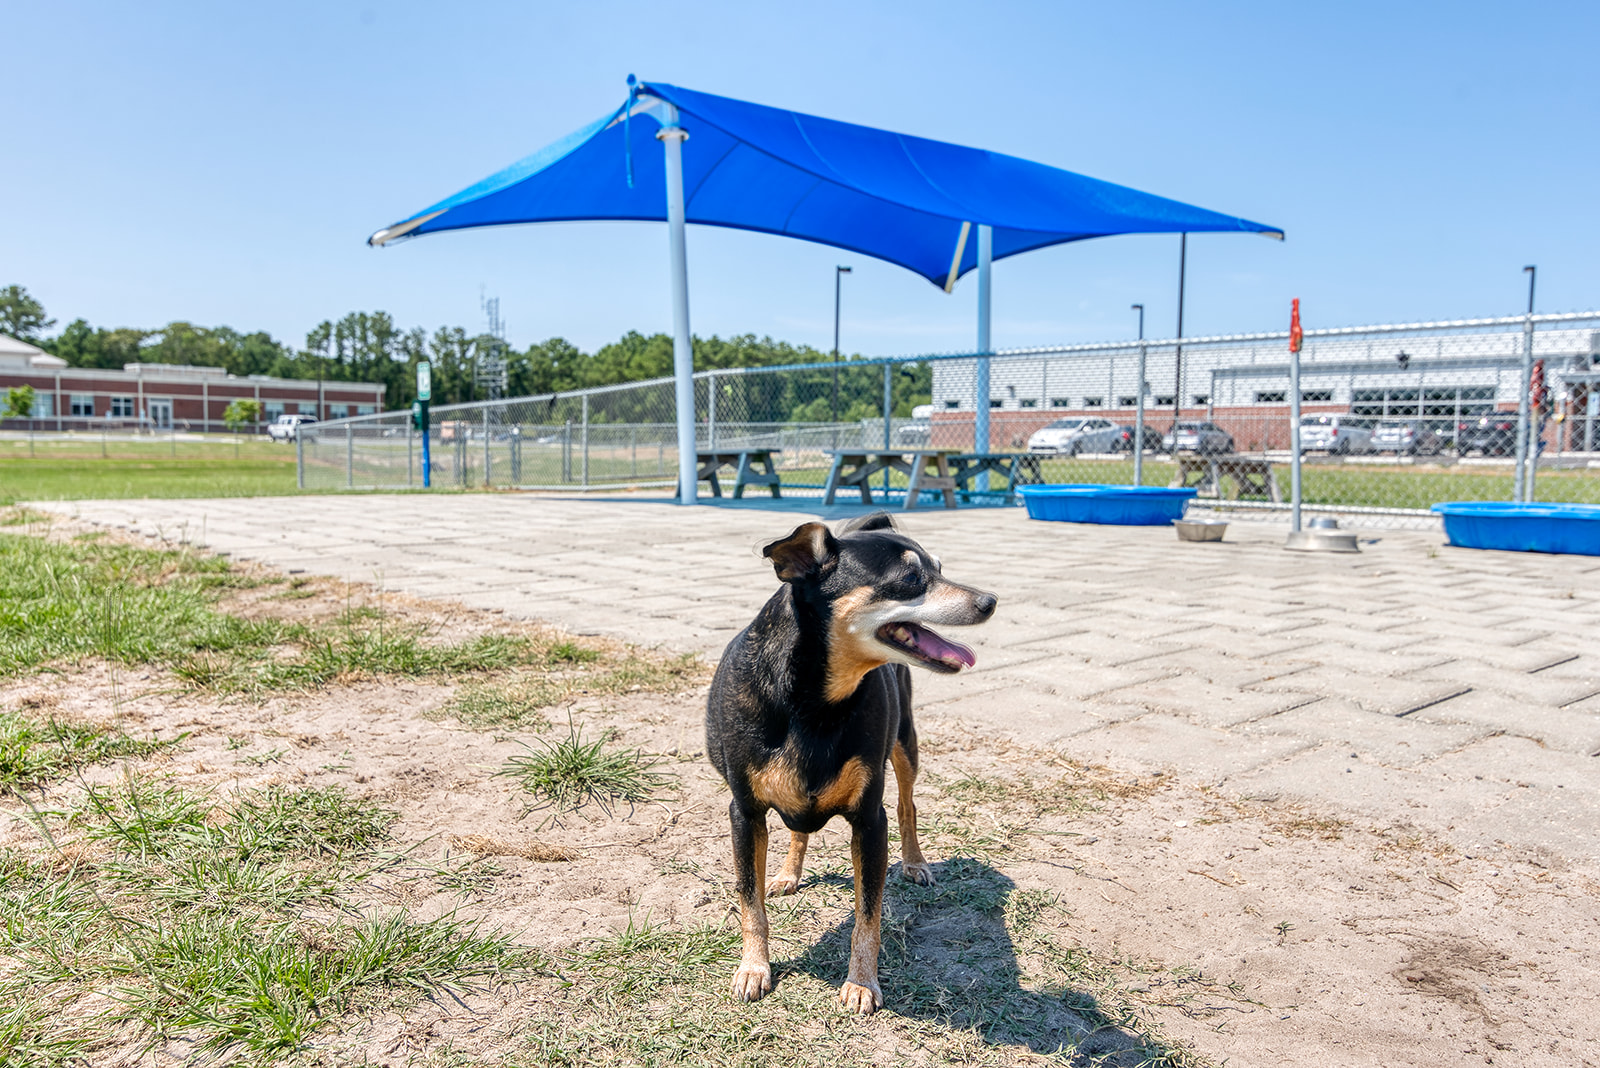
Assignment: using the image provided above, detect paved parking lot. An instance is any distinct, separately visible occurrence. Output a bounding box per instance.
[36,493,1600,866]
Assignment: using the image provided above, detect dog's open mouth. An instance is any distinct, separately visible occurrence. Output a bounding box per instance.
[876,622,976,673]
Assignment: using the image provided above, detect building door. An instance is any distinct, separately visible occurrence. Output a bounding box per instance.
[147,400,173,429]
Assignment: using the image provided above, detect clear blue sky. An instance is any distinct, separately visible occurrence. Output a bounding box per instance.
[7,1,1597,357]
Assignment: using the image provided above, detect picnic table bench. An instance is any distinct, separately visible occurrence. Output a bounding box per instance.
[949,452,1046,504]
[1169,454,1281,502]
[822,449,958,509]
[680,448,783,498]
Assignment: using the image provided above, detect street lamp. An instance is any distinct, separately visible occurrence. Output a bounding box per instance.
[832,266,852,438]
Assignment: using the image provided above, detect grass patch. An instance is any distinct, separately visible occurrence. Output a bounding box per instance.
[497,717,674,817]
[438,641,700,732]
[0,524,575,696]
[0,709,173,794]
[1,779,543,1061]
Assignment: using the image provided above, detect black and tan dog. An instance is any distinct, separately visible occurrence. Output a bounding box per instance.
[705,513,997,1014]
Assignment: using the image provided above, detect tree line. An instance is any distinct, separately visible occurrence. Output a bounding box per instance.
[2,285,929,421]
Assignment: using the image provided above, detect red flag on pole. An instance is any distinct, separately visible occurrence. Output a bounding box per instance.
[1289,298,1303,353]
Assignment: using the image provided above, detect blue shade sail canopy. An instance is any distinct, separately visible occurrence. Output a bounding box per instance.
[369,81,1283,288]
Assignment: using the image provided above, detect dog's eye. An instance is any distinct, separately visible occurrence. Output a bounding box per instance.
[902,569,925,591]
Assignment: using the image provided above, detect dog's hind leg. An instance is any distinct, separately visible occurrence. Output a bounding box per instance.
[891,738,934,886]
[728,803,773,1001]
[767,831,808,897]
[840,805,887,1014]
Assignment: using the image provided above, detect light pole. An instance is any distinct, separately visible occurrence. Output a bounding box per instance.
[1132,303,1146,487]
[832,265,851,444]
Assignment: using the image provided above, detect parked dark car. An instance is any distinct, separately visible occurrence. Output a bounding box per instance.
[1371,420,1445,455]
[1103,424,1163,453]
[1161,420,1235,455]
[1457,415,1517,456]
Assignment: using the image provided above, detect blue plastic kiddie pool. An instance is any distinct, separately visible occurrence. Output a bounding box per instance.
[1431,501,1600,556]
[1017,484,1198,526]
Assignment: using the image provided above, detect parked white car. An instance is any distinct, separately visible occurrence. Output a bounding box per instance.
[1027,417,1117,455]
[266,414,317,442]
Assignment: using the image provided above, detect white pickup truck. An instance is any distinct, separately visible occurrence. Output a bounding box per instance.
[266,414,317,442]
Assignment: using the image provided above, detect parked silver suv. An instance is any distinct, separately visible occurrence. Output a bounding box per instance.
[1160,420,1234,455]
[1298,414,1375,455]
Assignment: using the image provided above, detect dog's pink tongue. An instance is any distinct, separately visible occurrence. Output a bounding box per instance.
[912,626,976,669]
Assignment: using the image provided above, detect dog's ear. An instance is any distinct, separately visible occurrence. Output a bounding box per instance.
[840,511,896,534]
[763,522,839,583]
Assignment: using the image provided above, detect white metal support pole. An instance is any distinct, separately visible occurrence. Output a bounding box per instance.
[659,107,697,506]
[1289,340,1303,532]
[1514,266,1536,502]
[1514,322,1533,503]
[1134,343,1147,487]
[975,224,993,491]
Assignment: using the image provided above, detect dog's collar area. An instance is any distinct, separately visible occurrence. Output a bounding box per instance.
[875,622,975,672]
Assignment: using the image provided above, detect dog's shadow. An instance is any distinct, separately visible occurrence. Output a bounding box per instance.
[777,857,1161,1065]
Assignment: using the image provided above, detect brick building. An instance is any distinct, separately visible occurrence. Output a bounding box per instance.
[0,334,385,432]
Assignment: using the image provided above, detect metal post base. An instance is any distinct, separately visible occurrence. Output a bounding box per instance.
[1284,530,1360,553]
[1285,518,1360,553]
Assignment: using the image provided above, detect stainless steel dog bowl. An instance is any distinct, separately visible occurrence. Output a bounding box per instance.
[1175,520,1228,542]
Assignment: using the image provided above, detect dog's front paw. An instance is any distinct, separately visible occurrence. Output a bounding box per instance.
[731,963,772,1002]
[839,980,883,1015]
[900,860,935,886]
[766,873,802,897]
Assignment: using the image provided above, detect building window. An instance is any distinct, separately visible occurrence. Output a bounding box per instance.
[1255,391,1286,403]
[70,394,94,417]
[989,398,1003,409]
[1082,397,1103,408]
[1301,390,1334,402]
[1191,394,1209,406]
[943,399,961,409]
[1050,397,1072,408]
[110,397,135,418]
[1019,398,1037,408]
[328,404,349,419]
[1153,395,1175,407]
[264,402,285,420]
[30,393,54,418]
[357,405,375,416]
[1117,395,1139,407]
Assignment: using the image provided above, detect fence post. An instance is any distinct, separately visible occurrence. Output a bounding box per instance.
[483,406,491,487]
[1514,317,1534,502]
[296,429,305,490]
[1289,337,1303,532]
[1134,344,1147,487]
[345,424,353,488]
[1525,318,1541,501]
[563,420,573,483]
[706,373,717,452]
[407,424,414,486]
[882,361,893,497]
[581,394,590,487]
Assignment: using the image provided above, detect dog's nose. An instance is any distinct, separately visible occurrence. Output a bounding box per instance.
[975,592,998,619]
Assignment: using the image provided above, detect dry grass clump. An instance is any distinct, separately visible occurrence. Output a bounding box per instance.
[450,833,579,863]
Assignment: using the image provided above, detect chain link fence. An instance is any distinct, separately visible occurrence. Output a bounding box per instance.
[299,311,1600,524]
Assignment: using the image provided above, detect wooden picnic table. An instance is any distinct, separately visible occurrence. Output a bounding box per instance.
[1169,454,1281,502]
[680,448,783,498]
[949,452,1046,504]
[822,449,958,509]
